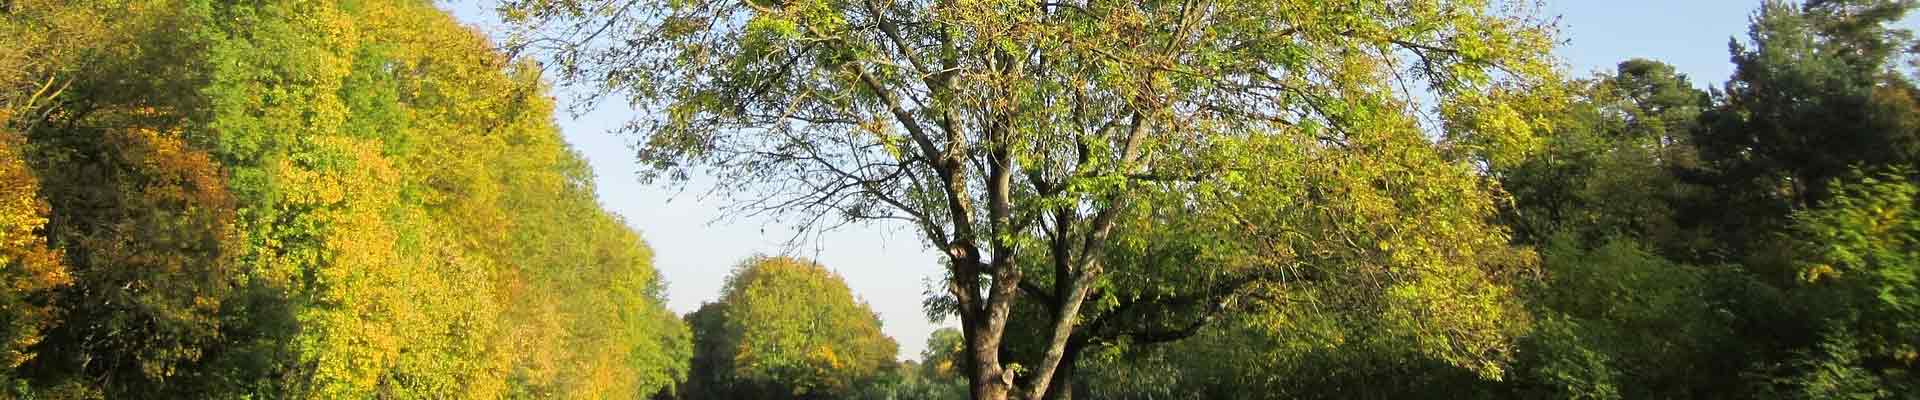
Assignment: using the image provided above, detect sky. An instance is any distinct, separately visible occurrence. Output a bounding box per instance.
[443,0,1914,359]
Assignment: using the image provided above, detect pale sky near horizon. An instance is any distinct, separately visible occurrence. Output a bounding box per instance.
[443,0,1915,360]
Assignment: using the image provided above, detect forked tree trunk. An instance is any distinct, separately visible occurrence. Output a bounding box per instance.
[964,311,1013,400]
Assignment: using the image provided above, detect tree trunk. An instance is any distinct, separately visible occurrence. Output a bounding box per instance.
[1041,342,1082,400]
[968,356,1012,400]
[957,254,1015,400]
[1022,271,1097,399]
[964,311,1012,400]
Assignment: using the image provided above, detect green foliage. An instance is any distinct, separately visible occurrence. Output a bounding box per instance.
[918,328,966,383]
[1000,113,1539,397]
[1507,236,1743,399]
[1067,0,1920,394]
[1757,173,1920,397]
[847,364,967,400]
[682,256,898,399]
[1070,311,1495,400]
[0,0,692,397]
[1691,0,1920,262]
[14,0,1920,399]
[502,0,1564,396]
[845,327,966,400]
[1791,174,1920,362]
[21,121,242,398]
[1498,59,1709,250]
[1486,2,1920,397]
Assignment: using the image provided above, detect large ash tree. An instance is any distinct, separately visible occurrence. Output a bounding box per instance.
[499,0,1564,398]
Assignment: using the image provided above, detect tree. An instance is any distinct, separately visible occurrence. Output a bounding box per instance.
[976,112,1541,399]
[500,0,1563,397]
[845,331,969,400]
[919,328,965,383]
[18,122,241,399]
[1503,236,1752,400]
[0,0,97,386]
[2,3,242,394]
[1485,2,1920,394]
[1498,60,1710,250]
[1691,0,1920,264]
[1667,5,1920,395]
[683,256,898,399]
[1763,172,1920,397]
[0,130,68,389]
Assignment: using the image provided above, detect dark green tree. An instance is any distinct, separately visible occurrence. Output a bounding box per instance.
[1691,0,1920,264]
[1500,59,1712,251]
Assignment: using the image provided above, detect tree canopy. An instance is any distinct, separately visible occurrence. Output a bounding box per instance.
[0,0,690,398]
[680,256,899,399]
[500,0,1564,397]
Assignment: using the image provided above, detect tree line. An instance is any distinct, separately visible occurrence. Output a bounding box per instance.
[2,0,688,398]
[4,0,1920,399]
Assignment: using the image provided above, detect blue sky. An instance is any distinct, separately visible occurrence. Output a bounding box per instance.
[445,0,1913,359]
[1549,0,1761,87]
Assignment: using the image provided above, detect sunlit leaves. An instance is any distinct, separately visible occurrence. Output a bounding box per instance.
[686,256,898,399]
[0,0,693,397]
[0,131,66,374]
[504,0,1563,397]
[1201,119,1533,375]
[1789,173,1920,370]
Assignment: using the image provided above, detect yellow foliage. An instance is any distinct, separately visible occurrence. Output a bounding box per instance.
[0,130,69,369]
[0,0,686,396]
[1802,264,1842,283]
